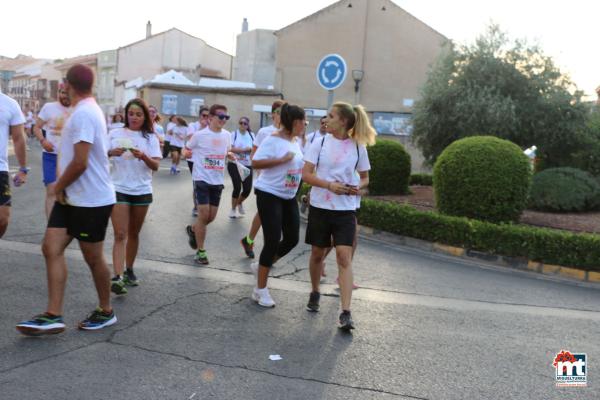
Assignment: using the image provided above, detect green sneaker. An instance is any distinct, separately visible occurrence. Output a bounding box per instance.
[111,278,128,295]
[123,269,139,286]
[194,249,209,265]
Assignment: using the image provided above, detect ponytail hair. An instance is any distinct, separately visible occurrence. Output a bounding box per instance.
[279,103,305,132]
[332,101,377,146]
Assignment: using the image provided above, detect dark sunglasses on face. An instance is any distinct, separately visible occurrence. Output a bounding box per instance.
[201,114,209,118]
[239,121,248,126]
[216,113,230,121]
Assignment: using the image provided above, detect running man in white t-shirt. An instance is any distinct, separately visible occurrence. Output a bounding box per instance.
[249,103,305,308]
[0,91,28,238]
[186,106,210,216]
[108,98,162,295]
[33,84,71,218]
[184,104,233,265]
[302,101,376,331]
[17,64,117,336]
[240,99,285,259]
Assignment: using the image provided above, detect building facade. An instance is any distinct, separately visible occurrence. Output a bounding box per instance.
[232,29,277,88]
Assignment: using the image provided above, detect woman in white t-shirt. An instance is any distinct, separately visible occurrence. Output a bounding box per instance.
[227,116,254,218]
[302,101,376,331]
[163,115,176,159]
[107,98,162,294]
[108,113,125,132]
[250,103,305,308]
[169,117,188,174]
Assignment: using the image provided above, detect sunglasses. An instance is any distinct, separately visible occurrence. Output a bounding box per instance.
[200,114,209,118]
[216,114,230,121]
[239,121,248,126]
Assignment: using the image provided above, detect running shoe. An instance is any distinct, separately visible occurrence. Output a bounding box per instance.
[170,166,176,175]
[252,287,275,308]
[16,313,66,336]
[238,203,246,215]
[78,307,117,331]
[306,291,321,312]
[228,208,238,219]
[111,277,128,295]
[186,225,198,250]
[240,236,255,258]
[195,249,209,265]
[339,310,355,331]
[123,269,139,287]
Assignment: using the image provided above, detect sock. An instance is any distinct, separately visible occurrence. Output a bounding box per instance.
[246,236,254,245]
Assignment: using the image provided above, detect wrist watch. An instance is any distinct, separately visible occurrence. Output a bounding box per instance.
[19,167,30,174]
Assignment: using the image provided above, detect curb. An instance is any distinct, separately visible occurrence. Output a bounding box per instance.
[355,225,600,286]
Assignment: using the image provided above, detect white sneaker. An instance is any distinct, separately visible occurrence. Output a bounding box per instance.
[252,287,275,308]
[228,208,238,219]
[238,203,246,215]
[250,261,259,278]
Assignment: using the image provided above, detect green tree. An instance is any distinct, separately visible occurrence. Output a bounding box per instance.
[412,25,588,167]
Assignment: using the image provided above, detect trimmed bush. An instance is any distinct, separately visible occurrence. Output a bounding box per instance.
[529,167,600,212]
[358,198,600,272]
[409,173,433,186]
[366,139,411,195]
[433,136,531,223]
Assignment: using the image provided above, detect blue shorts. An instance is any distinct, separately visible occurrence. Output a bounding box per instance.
[42,152,58,186]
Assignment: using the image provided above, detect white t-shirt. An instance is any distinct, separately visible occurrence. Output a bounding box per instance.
[59,97,116,207]
[165,122,175,142]
[254,136,304,200]
[304,135,370,211]
[169,125,187,147]
[230,130,254,166]
[254,125,277,148]
[108,122,124,131]
[187,127,231,185]
[108,128,162,195]
[0,93,25,172]
[38,102,71,154]
[25,111,34,128]
[153,123,165,141]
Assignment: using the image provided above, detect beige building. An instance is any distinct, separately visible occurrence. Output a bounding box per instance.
[275,0,447,171]
[116,27,233,85]
[232,29,277,88]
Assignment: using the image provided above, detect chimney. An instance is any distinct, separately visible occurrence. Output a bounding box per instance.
[242,18,248,33]
[146,21,152,39]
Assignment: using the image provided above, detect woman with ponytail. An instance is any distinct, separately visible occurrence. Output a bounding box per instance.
[301,101,375,331]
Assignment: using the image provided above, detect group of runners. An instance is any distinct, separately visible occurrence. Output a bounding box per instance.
[2,62,375,336]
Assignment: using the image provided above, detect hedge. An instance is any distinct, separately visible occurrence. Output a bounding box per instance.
[357,198,600,272]
[409,173,433,186]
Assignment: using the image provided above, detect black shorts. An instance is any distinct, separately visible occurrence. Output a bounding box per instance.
[47,202,114,242]
[305,206,356,248]
[116,192,153,206]
[170,145,182,154]
[0,172,11,207]
[194,181,224,207]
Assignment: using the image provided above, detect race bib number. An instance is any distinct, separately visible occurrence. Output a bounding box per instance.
[285,168,302,189]
[238,152,250,162]
[204,154,225,170]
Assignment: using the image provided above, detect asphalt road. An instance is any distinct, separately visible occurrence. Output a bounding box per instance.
[0,142,598,399]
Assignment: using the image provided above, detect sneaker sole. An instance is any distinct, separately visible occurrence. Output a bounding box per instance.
[251,293,275,308]
[194,259,209,265]
[339,323,355,331]
[123,279,139,287]
[79,315,117,331]
[16,325,66,336]
[306,305,320,312]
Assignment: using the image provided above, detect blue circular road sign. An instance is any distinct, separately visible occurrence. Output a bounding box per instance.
[316,54,347,91]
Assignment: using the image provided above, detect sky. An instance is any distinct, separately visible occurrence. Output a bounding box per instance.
[2,0,598,97]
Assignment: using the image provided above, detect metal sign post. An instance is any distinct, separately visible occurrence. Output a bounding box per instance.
[317,54,347,111]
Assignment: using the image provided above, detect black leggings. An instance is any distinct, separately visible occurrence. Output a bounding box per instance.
[227,162,253,199]
[256,189,299,268]
[162,141,171,159]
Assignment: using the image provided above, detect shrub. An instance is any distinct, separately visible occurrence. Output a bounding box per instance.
[367,139,411,195]
[358,198,600,272]
[433,136,531,223]
[529,167,600,212]
[409,173,433,186]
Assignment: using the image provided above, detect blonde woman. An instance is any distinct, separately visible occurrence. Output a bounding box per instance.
[302,101,376,331]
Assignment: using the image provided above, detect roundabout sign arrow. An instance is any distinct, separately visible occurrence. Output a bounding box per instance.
[316,53,347,91]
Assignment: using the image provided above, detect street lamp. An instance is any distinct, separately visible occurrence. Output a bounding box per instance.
[352,69,364,93]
